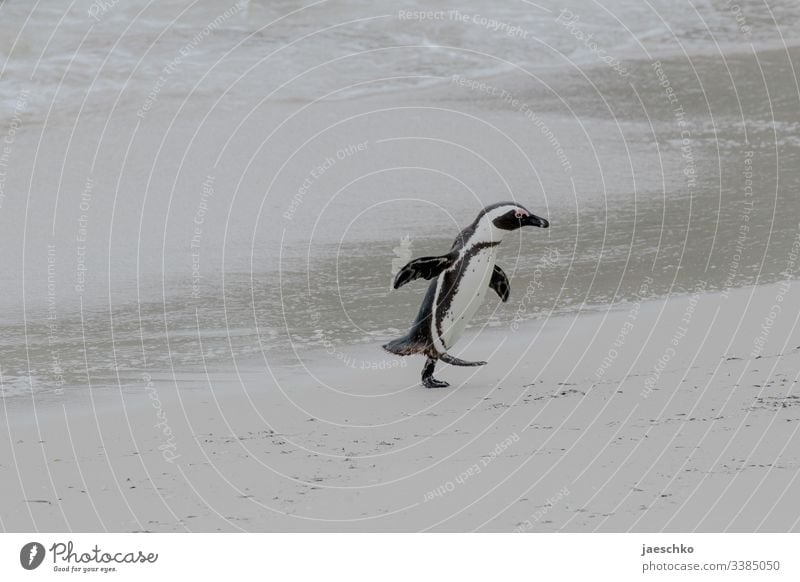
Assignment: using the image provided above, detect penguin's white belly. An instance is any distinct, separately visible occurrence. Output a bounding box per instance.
[437,248,497,349]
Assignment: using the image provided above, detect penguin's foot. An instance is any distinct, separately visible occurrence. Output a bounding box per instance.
[422,376,450,389]
[439,353,487,367]
[421,357,450,388]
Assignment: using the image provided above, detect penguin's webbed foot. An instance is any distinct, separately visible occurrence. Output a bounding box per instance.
[422,376,450,389]
[421,357,450,389]
[439,353,487,367]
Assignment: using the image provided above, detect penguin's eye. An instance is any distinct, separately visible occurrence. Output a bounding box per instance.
[514,209,526,219]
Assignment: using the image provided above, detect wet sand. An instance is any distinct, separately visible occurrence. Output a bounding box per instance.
[3,280,799,532]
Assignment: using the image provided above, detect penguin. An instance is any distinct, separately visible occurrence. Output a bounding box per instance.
[383,202,549,388]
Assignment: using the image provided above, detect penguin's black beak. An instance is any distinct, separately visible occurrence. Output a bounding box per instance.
[523,214,549,228]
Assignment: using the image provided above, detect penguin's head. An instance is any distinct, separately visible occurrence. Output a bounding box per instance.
[478,201,549,232]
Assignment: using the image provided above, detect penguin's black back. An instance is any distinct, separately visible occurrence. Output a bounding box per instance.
[383,249,472,357]
[382,218,489,357]
[382,278,438,356]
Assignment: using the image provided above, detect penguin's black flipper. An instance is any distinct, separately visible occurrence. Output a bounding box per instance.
[489,265,510,302]
[393,254,454,289]
[440,353,487,367]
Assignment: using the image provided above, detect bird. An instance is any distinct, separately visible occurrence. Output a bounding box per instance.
[383,202,549,388]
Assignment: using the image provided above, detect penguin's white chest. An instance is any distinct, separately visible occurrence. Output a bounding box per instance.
[436,247,497,350]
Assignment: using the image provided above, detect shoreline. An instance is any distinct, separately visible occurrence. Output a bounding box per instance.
[2,280,800,531]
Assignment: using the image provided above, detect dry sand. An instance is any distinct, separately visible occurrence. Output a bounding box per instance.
[3,279,800,532]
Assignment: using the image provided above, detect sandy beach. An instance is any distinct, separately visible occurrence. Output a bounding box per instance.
[2,0,800,535]
[3,279,800,532]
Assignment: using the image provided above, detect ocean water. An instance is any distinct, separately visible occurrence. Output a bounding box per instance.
[3,0,800,115]
[1,0,800,397]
